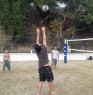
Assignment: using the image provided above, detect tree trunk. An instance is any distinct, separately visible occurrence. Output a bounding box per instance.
[56,31,60,48]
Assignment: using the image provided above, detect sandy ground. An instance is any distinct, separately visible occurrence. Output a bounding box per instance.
[0,60,93,95]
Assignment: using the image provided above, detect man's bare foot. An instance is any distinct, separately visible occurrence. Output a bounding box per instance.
[37,94,40,95]
[51,92,57,95]
[49,91,57,95]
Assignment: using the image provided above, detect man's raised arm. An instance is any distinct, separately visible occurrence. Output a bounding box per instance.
[36,28,40,44]
[42,26,47,46]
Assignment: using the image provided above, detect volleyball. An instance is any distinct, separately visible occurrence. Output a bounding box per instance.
[42,5,49,12]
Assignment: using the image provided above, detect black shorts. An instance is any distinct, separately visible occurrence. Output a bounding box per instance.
[39,66,54,82]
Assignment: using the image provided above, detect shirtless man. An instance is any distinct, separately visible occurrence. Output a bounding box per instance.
[3,50,11,71]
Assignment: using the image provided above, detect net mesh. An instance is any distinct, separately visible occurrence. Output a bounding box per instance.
[67,38,93,53]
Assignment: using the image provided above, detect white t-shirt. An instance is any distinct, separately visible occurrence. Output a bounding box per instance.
[52,50,59,59]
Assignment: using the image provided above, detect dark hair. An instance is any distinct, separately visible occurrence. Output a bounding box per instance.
[34,44,42,52]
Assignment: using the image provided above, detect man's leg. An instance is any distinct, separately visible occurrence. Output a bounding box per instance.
[54,59,57,68]
[48,82,57,95]
[51,59,54,68]
[51,64,54,68]
[3,62,6,72]
[54,64,56,68]
[7,62,11,71]
[46,66,57,95]
[37,81,43,95]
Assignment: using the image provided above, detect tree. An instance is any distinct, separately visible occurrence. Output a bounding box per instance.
[0,0,93,46]
[82,0,93,24]
[33,0,57,6]
[60,0,93,24]
[49,17,65,48]
[0,0,30,43]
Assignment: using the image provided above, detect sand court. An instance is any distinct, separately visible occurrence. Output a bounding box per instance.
[0,60,93,95]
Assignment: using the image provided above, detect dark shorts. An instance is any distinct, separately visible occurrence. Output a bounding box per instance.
[52,58,57,64]
[39,66,54,82]
[3,60,11,71]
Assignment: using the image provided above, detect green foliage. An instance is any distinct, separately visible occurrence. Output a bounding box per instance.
[82,0,93,24]
[61,0,83,12]
[0,0,30,42]
[3,44,12,51]
[0,0,93,46]
[33,0,57,6]
[31,24,37,33]
[85,14,93,24]
[50,19,62,32]
[61,0,93,24]
[0,0,13,35]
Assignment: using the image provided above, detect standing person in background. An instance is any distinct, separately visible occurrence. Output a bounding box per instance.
[51,46,59,69]
[3,50,11,72]
[34,26,57,95]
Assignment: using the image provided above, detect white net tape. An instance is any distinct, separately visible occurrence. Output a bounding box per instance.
[67,38,93,53]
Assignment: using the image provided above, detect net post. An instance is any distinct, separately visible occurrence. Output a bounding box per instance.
[64,39,67,64]
[31,49,33,54]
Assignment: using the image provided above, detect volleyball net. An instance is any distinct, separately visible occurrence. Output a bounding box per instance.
[64,38,93,63]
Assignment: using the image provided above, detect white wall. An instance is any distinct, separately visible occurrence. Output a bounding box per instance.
[0,53,93,62]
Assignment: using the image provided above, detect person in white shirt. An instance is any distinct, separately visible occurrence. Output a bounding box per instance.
[51,46,59,68]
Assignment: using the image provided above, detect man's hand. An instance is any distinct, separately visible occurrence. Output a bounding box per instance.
[36,28,40,34]
[41,26,46,32]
